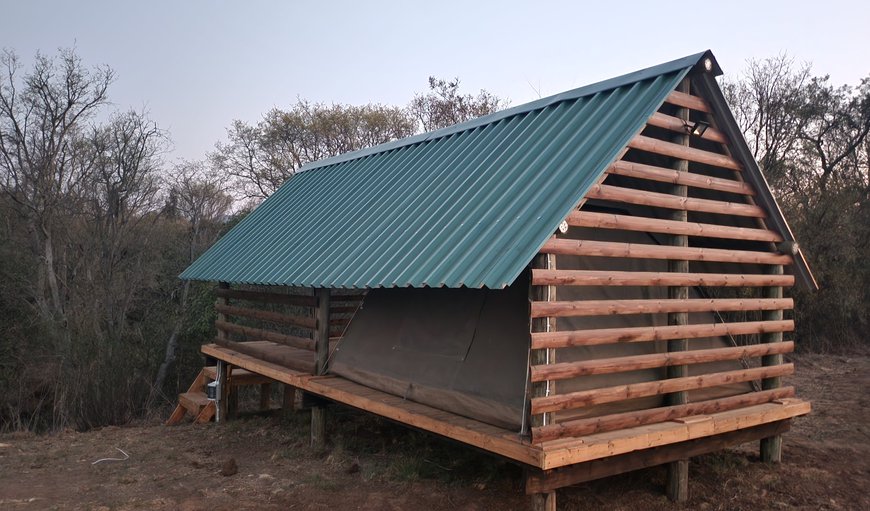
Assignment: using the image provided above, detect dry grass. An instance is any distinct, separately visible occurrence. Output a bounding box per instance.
[0,352,867,510]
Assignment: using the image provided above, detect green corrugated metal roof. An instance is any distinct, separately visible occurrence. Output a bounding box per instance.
[180,52,712,288]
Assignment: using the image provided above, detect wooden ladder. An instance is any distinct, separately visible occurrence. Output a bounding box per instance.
[166,367,216,425]
[166,366,277,425]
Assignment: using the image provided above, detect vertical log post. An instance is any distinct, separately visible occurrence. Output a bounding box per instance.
[259,383,272,411]
[529,254,557,510]
[282,384,299,416]
[665,78,691,503]
[216,360,228,423]
[310,287,330,449]
[215,282,230,423]
[531,490,557,511]
[760,264,785,462]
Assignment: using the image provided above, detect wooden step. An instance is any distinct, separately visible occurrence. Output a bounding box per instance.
[202,366,274,386]
[179,391,211,411]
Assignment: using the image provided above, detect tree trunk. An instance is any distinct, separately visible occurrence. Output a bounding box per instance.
[151,279,191,401]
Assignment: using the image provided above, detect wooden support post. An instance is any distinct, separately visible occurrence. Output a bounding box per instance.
[666,78,690,503]
[227,374,238,419]
[215,282,231,422]
[525,468,557,511]
[529,254,556,433]
[311,287,330,449]
[667,459,689,502]
[215,360,228,423]
[760,264,785,463]
[531,491,557,511]
[259,383,272,411]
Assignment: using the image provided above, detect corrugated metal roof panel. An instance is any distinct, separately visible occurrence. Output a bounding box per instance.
[180,54,703,288]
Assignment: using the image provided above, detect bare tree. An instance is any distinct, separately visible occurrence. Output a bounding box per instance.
[213,101,415,200]
[75,110,167,339]
[152,161,232,396]
[725,56,870,351]
[408,76,506,132]
[722,54,813,191]
[0,48,114,328]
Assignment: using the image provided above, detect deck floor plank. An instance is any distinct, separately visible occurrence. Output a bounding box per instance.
[200,343,809,470]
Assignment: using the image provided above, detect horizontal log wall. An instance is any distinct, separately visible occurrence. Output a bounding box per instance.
[213,285,365,359]
[529,84,796,445]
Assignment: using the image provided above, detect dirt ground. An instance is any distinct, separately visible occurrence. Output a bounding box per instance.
[1,353,868,510]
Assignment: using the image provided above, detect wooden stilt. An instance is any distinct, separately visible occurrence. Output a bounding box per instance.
[227,366,239,419]
[530,491,556,511]
[311,287,330,449]
[260,382,272,411]
[525,468,557,511]
[282,384,299,417]
[666,459,689,502]
[666,78,691,502]
[216,360,228,423]
[761,264,785,463]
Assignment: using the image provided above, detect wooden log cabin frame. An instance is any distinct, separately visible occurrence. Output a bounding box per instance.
[181,51,814,511]
[523,64,811,508]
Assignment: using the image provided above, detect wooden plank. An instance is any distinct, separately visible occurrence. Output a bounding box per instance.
[566,211,782,242]
[526,420,791,493]
[647,111,728,144]
[304,375,543,467]
[215,287,316,307]
[665,89,712,113]
[532,319,794,349]
[531,269,795,287]
[213,338,315,374]
[531,364,794,414]
[215,303,315,329]
[539,400,810,469]
[200,343,542,467]
[203,365,275,386]
[586,183,765,217]
[202,343,310,384]
[530,341,795,382]
[179,391,210,410]
[532,387,795,444]
[199,342,808,472]
[629,135,742,171]
[530,297,793,318]
[540,238,792,265]
[607,160,754,195]
[215,320,315,351]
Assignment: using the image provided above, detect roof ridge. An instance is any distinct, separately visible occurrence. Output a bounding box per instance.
[298,50,716,174]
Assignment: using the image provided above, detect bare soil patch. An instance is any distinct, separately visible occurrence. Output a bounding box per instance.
[1,353,867,510]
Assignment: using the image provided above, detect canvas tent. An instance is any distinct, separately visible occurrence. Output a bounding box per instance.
[177,50,813,508]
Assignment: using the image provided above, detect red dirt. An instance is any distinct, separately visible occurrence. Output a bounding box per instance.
[1,353,868,510]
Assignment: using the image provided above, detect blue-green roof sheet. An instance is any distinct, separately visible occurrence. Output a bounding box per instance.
[181,52,713,288]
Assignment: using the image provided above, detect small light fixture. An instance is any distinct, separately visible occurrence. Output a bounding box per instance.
[684,120,710,137]
[703,58,714,72]
[558,220,569,234]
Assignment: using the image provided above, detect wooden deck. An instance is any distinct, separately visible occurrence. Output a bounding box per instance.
[201,342,810,471]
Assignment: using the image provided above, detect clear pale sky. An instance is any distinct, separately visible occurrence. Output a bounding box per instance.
[2,1,868,163]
